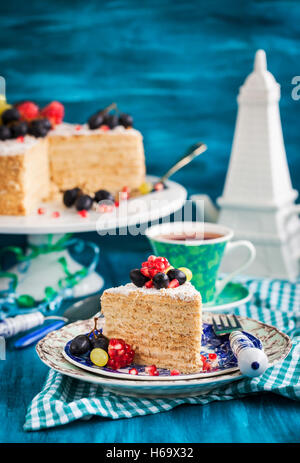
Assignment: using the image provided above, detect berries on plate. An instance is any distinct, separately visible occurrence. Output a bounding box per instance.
[167,268,187,285]
[63,187,81,207]
[90,334,109,352]
[90,348,109,367]
[94,189,114,203]
[170,369,180,376]
[17,101,39,121]
[118,113,133,128]
[2,107,20,125]
[129,368,138,375]
[75,194,93,211]
[152,272,169,289]
[107,338,135,369]
[69,334,91,355]
[145,365,159,376]
[130,269,150,287]
[41,101,64,125]
[0,125,11,140]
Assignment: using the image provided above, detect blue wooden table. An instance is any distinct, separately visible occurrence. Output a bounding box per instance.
[0,0,299,443]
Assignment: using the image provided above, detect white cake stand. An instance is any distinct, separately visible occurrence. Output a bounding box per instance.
[0,176,187,300]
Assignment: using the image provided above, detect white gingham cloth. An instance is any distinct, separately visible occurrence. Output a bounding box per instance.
[24,277,300,431]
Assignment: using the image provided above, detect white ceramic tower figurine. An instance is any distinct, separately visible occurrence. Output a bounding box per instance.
[217,50,300,281]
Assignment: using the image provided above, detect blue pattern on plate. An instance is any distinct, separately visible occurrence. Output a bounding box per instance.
[64,323,262,377]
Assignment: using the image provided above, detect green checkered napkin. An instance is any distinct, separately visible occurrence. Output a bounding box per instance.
[24,277,300,431]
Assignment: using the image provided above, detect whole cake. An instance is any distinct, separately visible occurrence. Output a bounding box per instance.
[101,256,203,373]
[0,100,146,215]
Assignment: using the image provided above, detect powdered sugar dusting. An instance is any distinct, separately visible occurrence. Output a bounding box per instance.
[104,282,200,301]
[49,122,141,138]
[0,136,39,156]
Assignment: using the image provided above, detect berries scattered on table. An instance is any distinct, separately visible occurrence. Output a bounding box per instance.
[16,101,39,121]
[75,194,93,211]
[2,107,20,125]
[63,188,81,207]
[90,348,109,367]
[152,272,169,289]
[70,334,92,355]
[119,113,133,128]
[130,269,150,287]
[0,125,11,140]
[41,101,64,126]
[166,268,187,285]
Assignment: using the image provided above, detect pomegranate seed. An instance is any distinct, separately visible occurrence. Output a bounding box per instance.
[152,370,159,376]
[100,125,110,131]
[170,369,180,376]
[37,208,45,215]
[114,201,119,208]
[122,186,130,193]
[145,280,154,288]
[129,368,138,375]
[142,261,148,268]
[147,255,156,263]
[154,182,164,191]
[120,191,129,200]
[168,279,180,288]
[52,211,60,218]
[16,136,24,143]
[149,268,159,278]
[208,353,217,360]
[75,125,82,131]
[78,209,88,218]
[200,354,207,362]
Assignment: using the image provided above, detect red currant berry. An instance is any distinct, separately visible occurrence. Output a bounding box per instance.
[129,368,138,375]
[52,211,60,218]
[170,369,180,376]
[37,208,45,215]
[145,280,154,288]
[168,279,180,288]
[78,209,88,218]
[208,353,217,360]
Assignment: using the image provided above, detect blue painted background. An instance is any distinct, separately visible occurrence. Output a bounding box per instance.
[1,0,299,202]
[0,0,300,443]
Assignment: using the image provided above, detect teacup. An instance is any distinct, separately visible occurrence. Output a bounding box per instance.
[145,221,256,304]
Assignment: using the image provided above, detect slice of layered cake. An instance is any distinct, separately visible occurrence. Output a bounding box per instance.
[101,256,202,373]
[0,137,49,215]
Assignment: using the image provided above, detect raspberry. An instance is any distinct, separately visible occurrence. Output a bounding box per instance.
[145,280,154,288]
[168,279,179,288]
[170,369,180,376]
[41,101,64,126]
[129,368,138,375]
[17,101,39,121]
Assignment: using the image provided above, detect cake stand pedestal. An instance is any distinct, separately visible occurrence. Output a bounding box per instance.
[0,176,187,304]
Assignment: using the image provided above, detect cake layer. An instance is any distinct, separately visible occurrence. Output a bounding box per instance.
[48,123,146,193]
[0,137,49,215]
[101,282,202,373]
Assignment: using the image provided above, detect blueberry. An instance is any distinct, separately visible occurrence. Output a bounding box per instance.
[63,188,81,207]
[167,268,187,285]
[75,194,93,211]
[28,119,49,138]
[0,125,11,140]
[69,335,91,355]
[119,113,133,128]
[130,269,149,287]
[10,121,28,138]
[90,335,109,352]
[94,189,114,203]
[103,113,118,129]
[88,112,104,130]
[2,107,20,125]
[152,272,169,289]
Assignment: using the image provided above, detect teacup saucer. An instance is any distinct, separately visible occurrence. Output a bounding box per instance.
[202,282,251,312]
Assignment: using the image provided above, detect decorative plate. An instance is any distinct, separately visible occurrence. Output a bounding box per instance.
[36,313,292,398]
[202,282,251,313]
[62,318,261,381]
